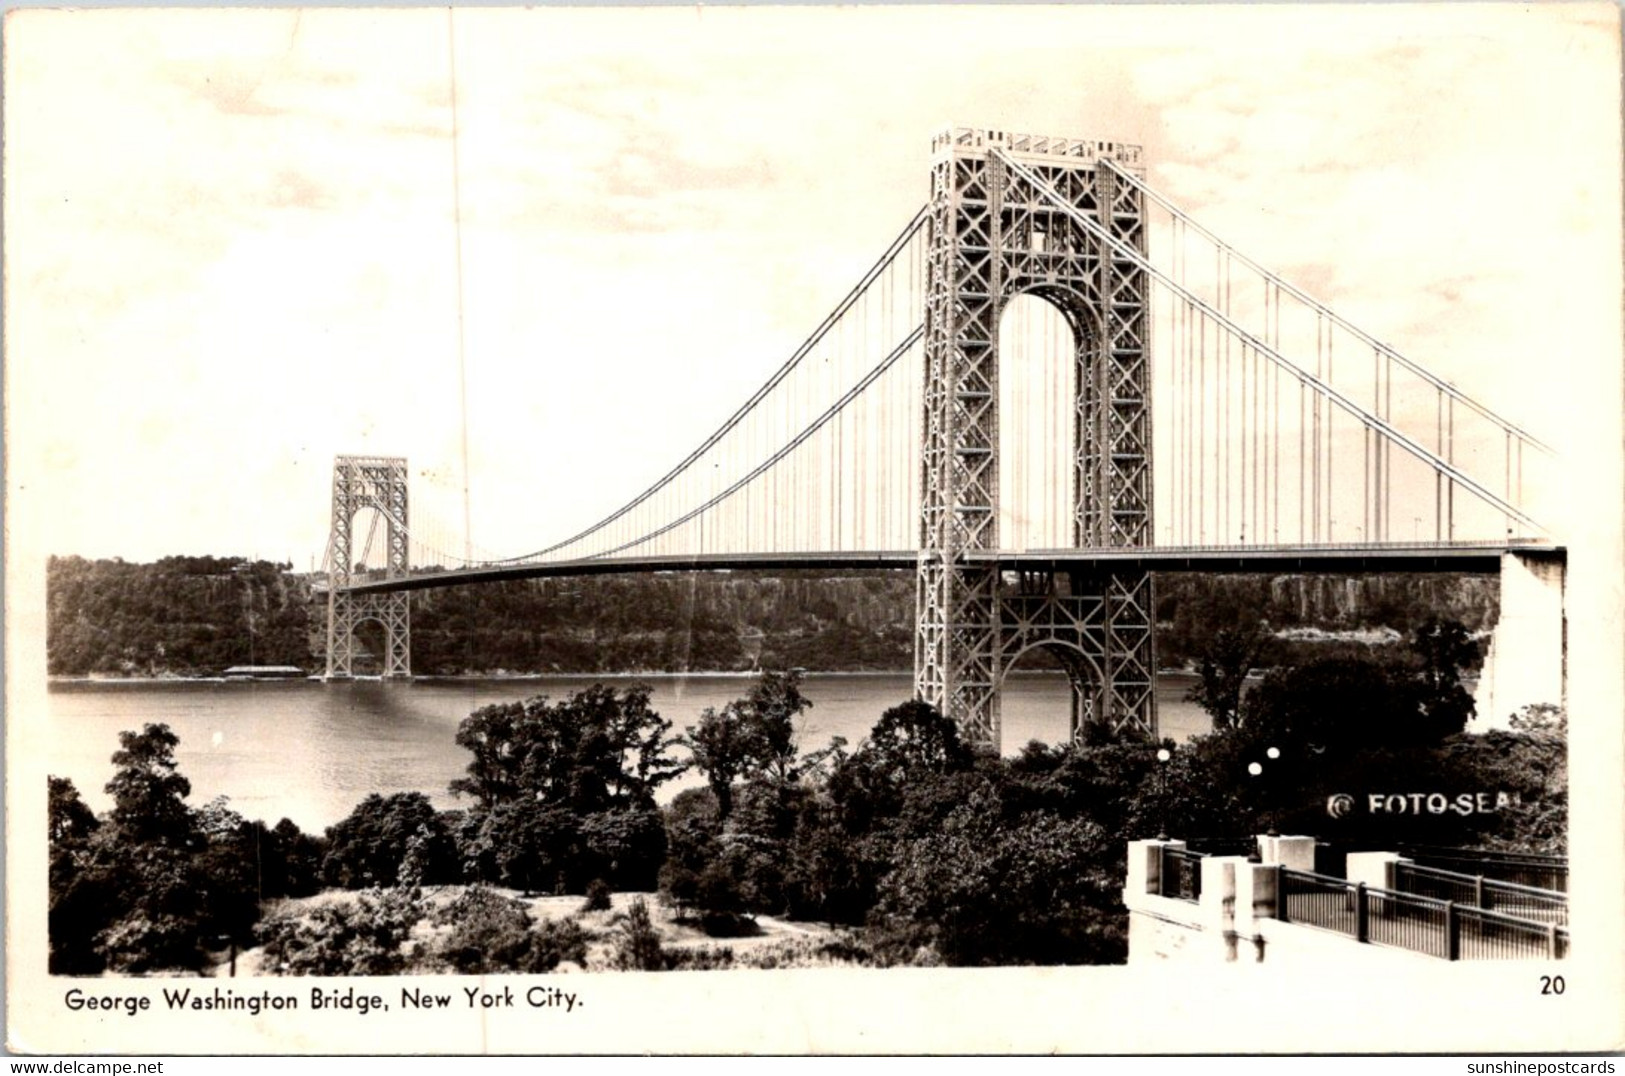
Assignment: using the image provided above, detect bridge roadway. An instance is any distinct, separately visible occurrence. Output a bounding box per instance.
[337,540,1561,595]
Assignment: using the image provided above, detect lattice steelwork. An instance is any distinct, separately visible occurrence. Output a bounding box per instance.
[326,455,411,679]
[915,129,1156,748]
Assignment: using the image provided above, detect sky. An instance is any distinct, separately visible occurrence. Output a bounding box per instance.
[5,4,1621,570]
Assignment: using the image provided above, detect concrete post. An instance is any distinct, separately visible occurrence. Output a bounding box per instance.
[1199,856,1243,961]
[1126,838,1183,897]
[1473,551,1566,730]
[1347,851,1404,891]
[1256,834,1317,872]
[1234,861,1279,961]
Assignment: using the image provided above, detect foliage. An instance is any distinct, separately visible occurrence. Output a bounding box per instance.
[679,669,838,827]
[581,878,613,913]
[526,916,594,972]
[257,887,426,976]
[1153,573,1497,670]
[426,886,589,974]
[322,793,460,889]
[735,669,815,785]
[87,841,217,974]
[47,556,1498,680]
[462,801,578,894]
[824,699,973,832]
[860,699,975,782]
[1185,625,1269,731]
[449,684,686,813]
[662,946,737,971]
[49,776,99,845]
[52,727,266,973]
[610,897,665,971]
[47,555,310,676]
[106,724,195,846]
[1237,655,1420,754]
[869,781,1128,967]
[578,807,667,892]
[47,777,110,973]
[1445,704,1567,855]
[406,571,916,676]
[679,704,755,819]
[657,788,723,914]
[1405,616,1478,738]
[50,733,329,974]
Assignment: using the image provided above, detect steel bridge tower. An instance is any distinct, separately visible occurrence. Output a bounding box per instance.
[915,129,1156,748]
[325,455,411,680]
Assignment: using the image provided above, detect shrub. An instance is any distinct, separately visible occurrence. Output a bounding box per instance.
[581,878,613,913]
[610,897,665,971]
[663,945,734,971]
[258,887,426,976]
[525,917,592,972]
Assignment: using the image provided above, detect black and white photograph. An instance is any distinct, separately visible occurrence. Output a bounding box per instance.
[6,3,1623,1056]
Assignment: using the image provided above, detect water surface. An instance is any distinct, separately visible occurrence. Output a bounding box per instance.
[47,671,1210,831]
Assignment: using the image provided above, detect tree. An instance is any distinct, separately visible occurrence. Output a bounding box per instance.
[579,807,667,892]
[450,684,686,813]
[1407,616,1477,739]
[1237,655,1417,754]
[448,700,526,808]
[870,781,1127,966]
[1185,624,1267,731]
[487,802,581,895]
[825,699,972,836]
[48,776,98,846]
[657,788,723,915]
[736,669,814,785]
[323,793,459,889]
[680,704,756,820]
[105,723,193,846]
[860,699,974,781]
[268,818,326,898]
[48,777,109,974]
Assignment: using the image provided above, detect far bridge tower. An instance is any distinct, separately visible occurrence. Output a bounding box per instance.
[325,455,411,680]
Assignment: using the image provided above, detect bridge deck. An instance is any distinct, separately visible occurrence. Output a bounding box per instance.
[336,541,1560,594]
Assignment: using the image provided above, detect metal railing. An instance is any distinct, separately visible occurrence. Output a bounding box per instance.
[1277,868,1364,940]
[1186,836,1258,858]
[1456,905,1570,961]
[1364,887,1453,958]
[1396,845,1568,894]
[1393,862,1568,926]
[1272,867,1567,960]
[1157,846,1205,903]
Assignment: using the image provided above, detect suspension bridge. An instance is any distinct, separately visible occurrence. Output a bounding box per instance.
[321,127,1564,749]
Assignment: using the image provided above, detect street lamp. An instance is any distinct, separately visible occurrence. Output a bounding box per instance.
[1155,746,1173,841]
[1249,746,1282,836]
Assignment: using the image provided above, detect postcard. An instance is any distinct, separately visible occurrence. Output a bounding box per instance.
[6,4,1623,1056]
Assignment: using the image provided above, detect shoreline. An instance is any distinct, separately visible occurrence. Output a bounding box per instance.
[45,666,1181,690]
[46,668,928,688]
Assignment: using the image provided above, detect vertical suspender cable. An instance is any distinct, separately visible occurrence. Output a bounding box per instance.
[447,9,474,564]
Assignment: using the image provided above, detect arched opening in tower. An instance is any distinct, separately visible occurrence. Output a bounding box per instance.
[997,639,1097,756]
[997,292,1077,553]
[347,506,395,579]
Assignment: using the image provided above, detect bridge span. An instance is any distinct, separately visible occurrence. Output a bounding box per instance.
[338,540,1563,595]
[322,128,1565,742]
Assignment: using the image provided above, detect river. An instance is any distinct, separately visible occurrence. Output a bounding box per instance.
[46,671,1211,831]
